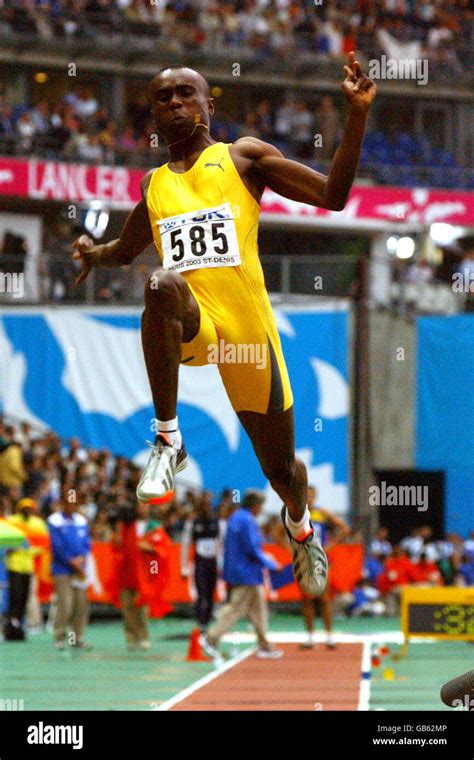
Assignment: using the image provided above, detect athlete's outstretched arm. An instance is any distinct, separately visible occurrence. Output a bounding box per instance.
[238,52,376,212]
[72,173,154,286]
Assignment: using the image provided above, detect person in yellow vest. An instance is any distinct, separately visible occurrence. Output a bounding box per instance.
[298,486,350,650]
[4,498,48,641]
[0,430,25,489]
[71,54,376,597]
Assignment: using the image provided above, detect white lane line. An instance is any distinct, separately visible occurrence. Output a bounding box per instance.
[358,639,372,711]
[153,646,256,711]
[221,631,405,645]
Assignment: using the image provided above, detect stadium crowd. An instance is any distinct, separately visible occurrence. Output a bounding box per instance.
[0,1,471,186]
[0,416,473,631]
[1,0,471,77]
[0,85,469,189]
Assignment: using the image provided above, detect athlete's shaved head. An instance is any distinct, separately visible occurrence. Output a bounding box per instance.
[152,66,211,97]
[149,66,214,147]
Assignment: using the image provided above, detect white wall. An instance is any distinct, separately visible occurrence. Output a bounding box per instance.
[0,212,43,301]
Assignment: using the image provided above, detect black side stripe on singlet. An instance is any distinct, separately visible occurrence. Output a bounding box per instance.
[266,335,284,413]
[180,356,195,364]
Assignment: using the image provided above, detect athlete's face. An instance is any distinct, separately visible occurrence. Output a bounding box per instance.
[150,69,214,143]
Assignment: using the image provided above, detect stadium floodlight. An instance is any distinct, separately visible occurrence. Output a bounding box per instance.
[386,235,399,254]
[430,223,463,247]
[84,201,110,239]
[395,236,415,259]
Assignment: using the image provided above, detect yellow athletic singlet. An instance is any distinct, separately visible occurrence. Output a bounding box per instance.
[145,141,293,414]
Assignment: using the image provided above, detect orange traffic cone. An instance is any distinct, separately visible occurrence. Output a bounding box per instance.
[186,628,210,662]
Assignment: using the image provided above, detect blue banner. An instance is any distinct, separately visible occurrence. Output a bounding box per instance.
[416,315,474,535]
[1,306,349,514]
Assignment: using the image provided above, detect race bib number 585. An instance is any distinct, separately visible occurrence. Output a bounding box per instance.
[158,202,241,273]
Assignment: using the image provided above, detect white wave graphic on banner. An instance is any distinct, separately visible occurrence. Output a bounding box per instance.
[310,357,349,419]
[45,312,150,422]
[45,312,240,451]
[0,321,48,429]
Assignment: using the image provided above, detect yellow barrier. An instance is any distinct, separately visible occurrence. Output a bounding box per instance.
[401,586,474,646]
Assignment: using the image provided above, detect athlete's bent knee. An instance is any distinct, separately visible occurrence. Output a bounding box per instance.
[264,458,297,487]
[144,269,187,311]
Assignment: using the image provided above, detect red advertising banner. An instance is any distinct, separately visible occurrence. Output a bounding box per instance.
[0,155,473,225]
[37,541,364,609]
[0,157,143,207]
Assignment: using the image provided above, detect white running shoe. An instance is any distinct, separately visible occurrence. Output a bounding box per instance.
[281,505,328,597]
[198,634,225,666]
[136,433,188,504]
[198,634,221,660]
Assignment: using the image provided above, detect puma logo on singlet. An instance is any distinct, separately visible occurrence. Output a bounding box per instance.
[204,157,225,171]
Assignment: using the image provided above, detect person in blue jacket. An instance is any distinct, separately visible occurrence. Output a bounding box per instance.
[200,489,283,660]
[47,488,91,650]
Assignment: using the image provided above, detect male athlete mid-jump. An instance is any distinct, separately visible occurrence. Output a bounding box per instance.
[72,52,376,596]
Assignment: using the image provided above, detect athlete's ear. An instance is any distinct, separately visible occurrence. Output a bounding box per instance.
[207,97,215,116]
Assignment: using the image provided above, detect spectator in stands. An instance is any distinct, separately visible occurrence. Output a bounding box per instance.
[127,93,150,135]
[94,106,112,132]
[458,554,474,586]
[376,17,423,63]
[200,490,283,660]
[255,100,274,142]
[47,488,92,649]
[274,97,295,147]
[15,112,37,153]
[116,122,138,155]
[30,100,51,135]
[23,454,46,500]
[436,533,462,585]
[290,100,314,158]
[3,497,48,641]
[347,578,385,617]
[0,426,26,490]
[90,508,113,542]
[456,237,474,311]
[15,421,34,454]
[464,530,474,561]
[313,95,342,161]
[369,526,392,556]
[239,112,260,139]
[61,435,88,463]
[66,127,104,163]
[66,86,99,120]
[0,486,9,518]
[0,102,14,140]
[44,103,77,154]
[400,526,430,561]
[324,18,345,57]
[364,552,385,586]
[410,551,444,585]
[377,544,414,615]
[406,258,434,284]
[99,120,118,163]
